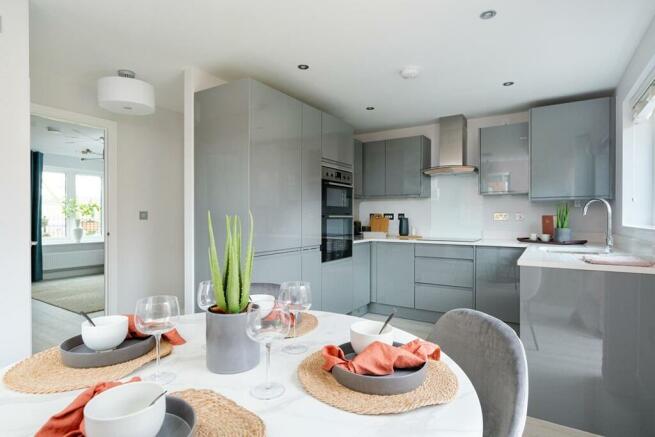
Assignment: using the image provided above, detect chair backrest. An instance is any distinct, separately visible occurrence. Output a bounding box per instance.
[427,309,528,437]
[250,283,280,297]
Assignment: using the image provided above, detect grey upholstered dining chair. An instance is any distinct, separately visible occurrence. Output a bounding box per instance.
[427,309,528,437]
[250,282,281,297]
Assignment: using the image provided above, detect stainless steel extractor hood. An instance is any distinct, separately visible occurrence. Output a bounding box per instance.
[423,114,478,175]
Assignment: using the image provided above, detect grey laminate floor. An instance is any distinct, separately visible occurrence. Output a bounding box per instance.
[32,299,103,353]
[362,312,434,339]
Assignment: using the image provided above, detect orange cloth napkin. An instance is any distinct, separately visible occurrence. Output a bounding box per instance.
[322,339,441,376]
[35,377,141,437]
[126,314,186,345]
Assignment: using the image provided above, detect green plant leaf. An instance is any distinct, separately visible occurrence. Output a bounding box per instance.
[207,211,226,312]
[226,215,241,313]
[239,211,254,311]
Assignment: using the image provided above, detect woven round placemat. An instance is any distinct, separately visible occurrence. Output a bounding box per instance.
[287,312,318,338]
[171,389,265,437]
[3,341,172,394]
[297,350,458,415]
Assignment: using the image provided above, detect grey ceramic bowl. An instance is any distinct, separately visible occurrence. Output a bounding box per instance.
[60,335,155,368]
[331,342,427,396]
[156,396,196,437]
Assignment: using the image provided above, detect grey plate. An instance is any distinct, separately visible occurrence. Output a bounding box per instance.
[59,335,155,368]
[331,342,427,396]
[156,396,196,437]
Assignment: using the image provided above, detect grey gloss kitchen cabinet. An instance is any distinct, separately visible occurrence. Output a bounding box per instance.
[252,250,302,285]
[353,243,371,310]
[480,122,529,195]
[475,247,522,323]
[385,136,431,197]
[302,248,322,311]
[322,258,353,314]
[250,80,302,253]
[301,104,322,248]
[363,141,386,197]
[373,243,414,308]
[322,112,354,168]
[354,140,363,198]
[530,97,613,200]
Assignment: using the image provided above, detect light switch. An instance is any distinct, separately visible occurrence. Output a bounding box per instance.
[515,213,525,221]
[139,211,148,220]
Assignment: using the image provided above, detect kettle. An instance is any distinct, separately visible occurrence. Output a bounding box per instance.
[399,217,409,236]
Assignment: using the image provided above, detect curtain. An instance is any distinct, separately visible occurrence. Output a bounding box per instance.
[31,151,44,282]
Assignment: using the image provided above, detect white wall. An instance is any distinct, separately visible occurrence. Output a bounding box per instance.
[0,0,32,365]
[355,112,607,240]
[30,72,185,313]
[614,16,655,254]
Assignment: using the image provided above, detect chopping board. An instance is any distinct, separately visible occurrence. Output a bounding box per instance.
[370,214,390,233]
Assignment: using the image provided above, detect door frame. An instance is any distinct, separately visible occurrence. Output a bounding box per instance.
[30,103,119,315]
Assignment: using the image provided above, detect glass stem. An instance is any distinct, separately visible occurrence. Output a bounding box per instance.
[265,342,272,389]
[154,333,162,379]
[293,313,298,338]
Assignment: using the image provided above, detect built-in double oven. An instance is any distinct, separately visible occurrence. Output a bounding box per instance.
[321,166,353,262]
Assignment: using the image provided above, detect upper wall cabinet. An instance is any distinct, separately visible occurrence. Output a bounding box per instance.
[321,112,354,169]
[356,135,431,199]
[530,97,614,200]
[480,122,529,195]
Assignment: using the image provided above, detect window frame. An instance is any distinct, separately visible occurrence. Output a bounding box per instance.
[42,164,105,245]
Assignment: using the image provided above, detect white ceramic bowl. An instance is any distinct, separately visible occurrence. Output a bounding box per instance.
[350,320,395,354]
[539,233,551,242]
[84,381,166,437]
[250,294,276,317]
[81,315,128,351]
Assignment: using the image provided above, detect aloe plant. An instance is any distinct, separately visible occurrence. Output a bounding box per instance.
[556,203,570,229]
[208,211,254,314]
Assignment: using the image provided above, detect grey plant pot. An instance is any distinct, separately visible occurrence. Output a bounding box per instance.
[206,309,260,374]
[555,228,572,242]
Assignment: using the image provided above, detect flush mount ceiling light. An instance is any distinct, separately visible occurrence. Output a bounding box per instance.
[399,66,420,79]
[503,81,515,86]
[480,10,497,20]
[97,70,155,115]
[366,106,375,111]
[297,64,310,70]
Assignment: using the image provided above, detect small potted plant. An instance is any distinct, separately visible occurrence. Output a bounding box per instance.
[79,201,101,235]
[205,211,259,374]
[555,203,572,242]
[62,198,83,243]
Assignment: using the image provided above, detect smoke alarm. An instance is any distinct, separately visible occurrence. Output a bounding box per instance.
[399,66,420,79]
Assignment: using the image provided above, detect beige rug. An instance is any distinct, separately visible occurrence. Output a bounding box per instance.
[32,274,104,313]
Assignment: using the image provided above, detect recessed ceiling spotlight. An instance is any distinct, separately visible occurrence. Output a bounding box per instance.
[366,106,375,111]
[502,81,515,86]
[46,126,61,134]
[400,66,420,79]
[480,10,497,20]
[297,64,310,70]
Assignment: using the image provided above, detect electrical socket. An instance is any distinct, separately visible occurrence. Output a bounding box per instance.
[515,213,525,221]
[493,212,509,221]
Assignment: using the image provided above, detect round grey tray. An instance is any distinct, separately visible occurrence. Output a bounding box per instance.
[59,335,155,368]
[157,396,196,437]
[331,342,427,396]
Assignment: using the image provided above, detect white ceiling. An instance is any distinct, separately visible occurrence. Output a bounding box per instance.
[30,0,655,132]
[30,115,104,158]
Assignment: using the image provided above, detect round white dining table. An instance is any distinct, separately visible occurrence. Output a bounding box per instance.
[0,311,483,437]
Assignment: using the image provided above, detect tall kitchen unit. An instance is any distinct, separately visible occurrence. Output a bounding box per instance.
[194,78,322,308]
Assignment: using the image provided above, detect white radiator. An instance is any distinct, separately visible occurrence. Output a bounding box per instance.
[43,249,104,271]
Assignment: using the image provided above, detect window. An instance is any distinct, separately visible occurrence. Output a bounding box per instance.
[623,76,655,230]
[42,171,67,239]
[42,168,104,243]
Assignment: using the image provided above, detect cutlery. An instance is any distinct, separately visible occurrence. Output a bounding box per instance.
[379,310,396,334]
[79,311,96,327]
[149,390,167,407]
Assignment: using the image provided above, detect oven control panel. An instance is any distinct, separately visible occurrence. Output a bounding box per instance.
[322,166,352,185]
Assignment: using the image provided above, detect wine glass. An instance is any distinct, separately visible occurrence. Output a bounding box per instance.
[135,295,180,385]
[278,281,312,354]
[245,303,291,400]
[197,280,215,311]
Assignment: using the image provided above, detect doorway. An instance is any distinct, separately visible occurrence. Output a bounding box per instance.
[29,105,117,353]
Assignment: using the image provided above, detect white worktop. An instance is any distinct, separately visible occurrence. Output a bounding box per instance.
[354,236,530,248]
[517,245,655,275]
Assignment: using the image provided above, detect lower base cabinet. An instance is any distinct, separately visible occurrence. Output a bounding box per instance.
[322,257,353,314]
[475,247,522,323]
[252,250,302,285]
[302,248,322,311]
[353,243,371,310]
[372,243,415,308]
[415,284,473,313]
